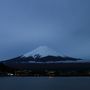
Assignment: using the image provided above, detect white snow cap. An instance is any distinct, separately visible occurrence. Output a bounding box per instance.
[23,46,60,57]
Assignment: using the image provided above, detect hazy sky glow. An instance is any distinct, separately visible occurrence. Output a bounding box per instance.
[0,0,90,60]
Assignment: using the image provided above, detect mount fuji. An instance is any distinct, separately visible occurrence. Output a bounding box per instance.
[21,46,81,61]
[23,46,61,58]
[1,46,81,64]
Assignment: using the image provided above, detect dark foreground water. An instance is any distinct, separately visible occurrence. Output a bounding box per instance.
[0,77,90,90]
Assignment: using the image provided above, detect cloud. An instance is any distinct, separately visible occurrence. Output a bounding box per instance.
[0,0,90,60]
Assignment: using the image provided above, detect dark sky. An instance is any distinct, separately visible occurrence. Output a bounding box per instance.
[0,0,90,60]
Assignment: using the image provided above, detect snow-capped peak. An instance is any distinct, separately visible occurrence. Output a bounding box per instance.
[23,46,60,58]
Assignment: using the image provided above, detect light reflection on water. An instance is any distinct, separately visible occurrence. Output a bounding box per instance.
[0,77,90,90]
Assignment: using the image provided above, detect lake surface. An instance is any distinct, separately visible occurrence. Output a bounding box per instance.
[0,77,90,90]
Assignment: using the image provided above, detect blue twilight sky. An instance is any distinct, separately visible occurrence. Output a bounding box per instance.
[0,0,90,60]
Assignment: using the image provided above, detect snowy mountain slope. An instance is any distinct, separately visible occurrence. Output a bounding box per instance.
[23,46,61,58]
